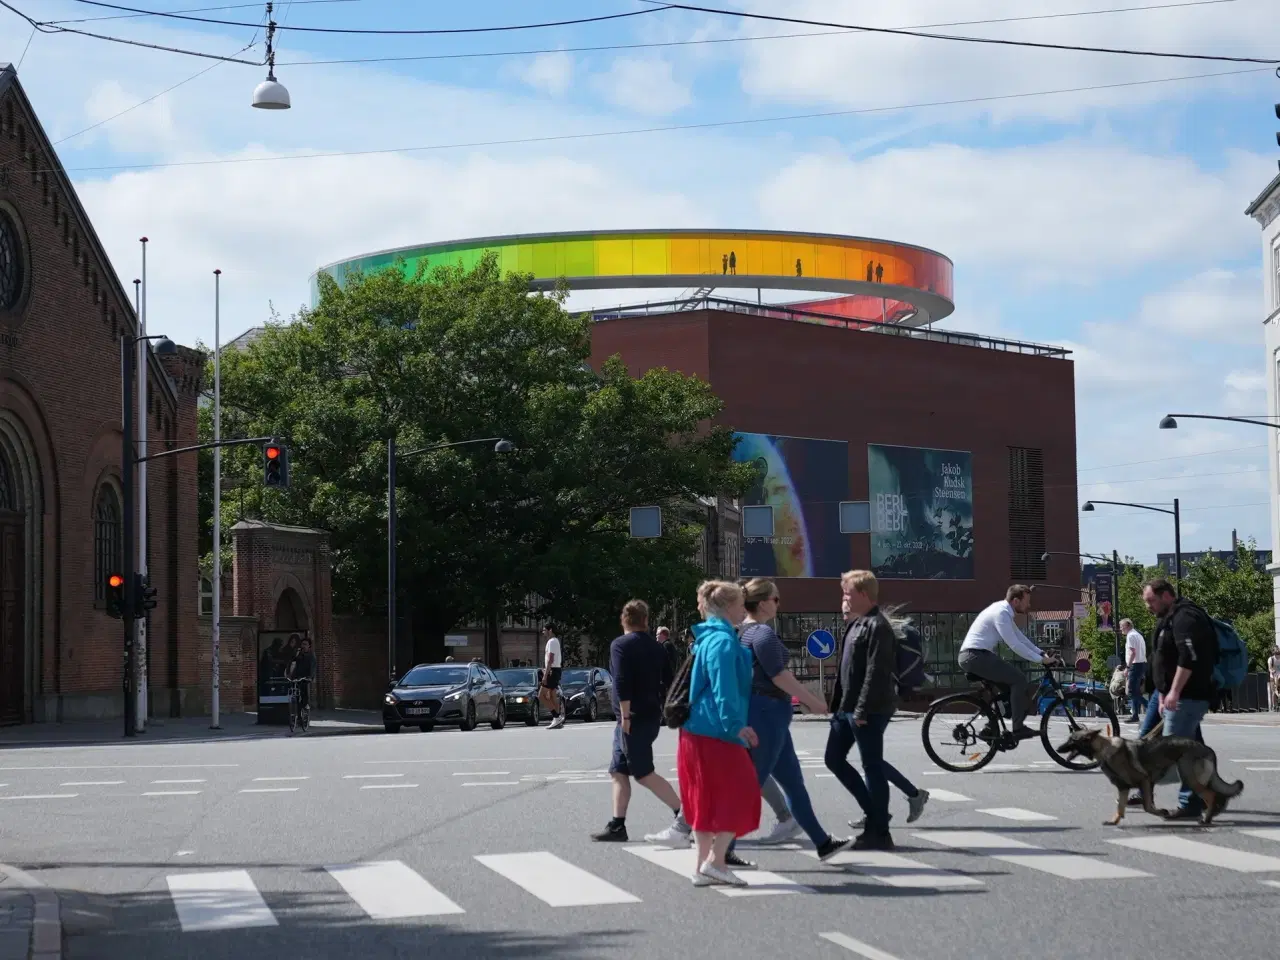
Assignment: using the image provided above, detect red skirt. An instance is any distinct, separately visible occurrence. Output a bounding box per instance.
[677,730,761,837]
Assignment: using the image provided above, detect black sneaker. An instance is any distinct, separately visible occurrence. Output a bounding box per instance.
[1012,727,1038,741]
[724,851,757,870]
[816,836,853,861]
[851,832,894,852]
[591,822,628,842]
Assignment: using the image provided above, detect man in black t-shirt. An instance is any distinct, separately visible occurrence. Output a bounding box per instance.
[1143,577,1216,817]
[285,638,317,713]
[591,600,688,844]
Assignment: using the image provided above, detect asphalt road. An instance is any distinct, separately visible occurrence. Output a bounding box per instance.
[3,716,1280,960]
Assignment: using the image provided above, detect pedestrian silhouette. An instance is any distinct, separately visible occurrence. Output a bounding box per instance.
[722,253,728,275]
[729,251,737,275]
[875,262,884,283]
[795,259,802,277]
[866,262,874,283]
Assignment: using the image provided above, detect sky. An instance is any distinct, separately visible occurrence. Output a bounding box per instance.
[3,0,1279,566]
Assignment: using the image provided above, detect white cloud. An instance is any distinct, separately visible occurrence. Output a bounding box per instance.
[595,58,691,116]
[1137,268,1262,344]
[732,0,1277,122]
[515,52,574,98]
[80,80,180,153]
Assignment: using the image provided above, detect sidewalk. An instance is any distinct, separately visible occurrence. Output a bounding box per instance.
[0,865,60,960]
[0,709,384,748]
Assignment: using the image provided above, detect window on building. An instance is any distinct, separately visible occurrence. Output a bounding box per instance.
[199,576,214,616]
[94,484,122,602]
[1008,447,1046,581]
[1273,240,1280,309]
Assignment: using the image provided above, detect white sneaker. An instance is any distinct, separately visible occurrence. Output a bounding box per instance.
[548,715,565,730]
[758,818,803,845]
[691,871,714,887]
[644,822,693,847]
[698,862,747,887]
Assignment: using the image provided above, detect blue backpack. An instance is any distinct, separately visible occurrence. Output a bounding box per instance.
[1210,617,1248,691]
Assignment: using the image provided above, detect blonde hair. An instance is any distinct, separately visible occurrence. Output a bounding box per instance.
[699,579,744,619]
[841,569,879,603]
[742,578,777,613]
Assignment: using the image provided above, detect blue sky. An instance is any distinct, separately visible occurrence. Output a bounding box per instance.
[4,0,1279,564]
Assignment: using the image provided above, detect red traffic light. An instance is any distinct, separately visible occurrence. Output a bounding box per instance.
[108,574,125,588]
[265,446,280,460]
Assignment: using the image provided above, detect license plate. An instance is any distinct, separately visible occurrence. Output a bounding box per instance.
[405,707,431,716]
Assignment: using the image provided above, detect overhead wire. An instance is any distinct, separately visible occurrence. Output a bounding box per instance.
[48,0,356,26]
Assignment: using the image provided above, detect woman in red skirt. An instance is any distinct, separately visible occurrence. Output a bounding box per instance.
[679,580,761,887]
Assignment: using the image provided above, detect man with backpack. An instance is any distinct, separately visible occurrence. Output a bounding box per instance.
[1142,577,1220,819]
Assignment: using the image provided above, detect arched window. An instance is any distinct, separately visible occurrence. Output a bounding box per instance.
[94,484,122,602]
[0,449,14,512]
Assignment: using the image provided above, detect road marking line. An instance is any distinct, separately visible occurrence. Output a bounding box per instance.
[462,781,520,787]
[814,773,835,778]
[1242,828,1280,843]
[343,773,404,780]
[914,831,1149,880]
[152,779,206,784]
[925,789,972,802]
[253,776,309,782]
[0,793,78,800]
[0,764,238,771]
[325,861,464,919]
[1261,879,1280,889]
[806,850,981,889]
[625,845,808,897]
[366,757,568,764]
[819,932,905,960]
[1110,836,1280,873]
[563,779,613,785]
[1245,766,1280,772]
[61,781,123,786]
[144,791,202,796]
[1231,759,1280,763]
[452,772,509,776]
[475,852,640,907]
[979,764,1032,772]
[920,771,949,776]
[978,808,1058,822]
[361,783,419,790]
[240,788,299,794]
[167,870,277,932]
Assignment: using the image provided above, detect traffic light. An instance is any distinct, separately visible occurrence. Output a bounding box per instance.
[106,573,126,619]
[263,441,289,489]
[136,575,158,614]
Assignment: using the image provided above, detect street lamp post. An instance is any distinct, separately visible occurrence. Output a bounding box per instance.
[1082,499,1181,586]
[1042,549,1123,659]
[386,437,515,683]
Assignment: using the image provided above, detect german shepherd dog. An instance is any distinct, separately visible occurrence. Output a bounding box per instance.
[1057,727,1243,826]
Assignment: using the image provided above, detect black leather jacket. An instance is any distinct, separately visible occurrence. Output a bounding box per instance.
[829,608,898,720]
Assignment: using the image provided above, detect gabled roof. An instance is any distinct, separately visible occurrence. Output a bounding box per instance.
[1246,170,1280,217]
[0,63,177,409]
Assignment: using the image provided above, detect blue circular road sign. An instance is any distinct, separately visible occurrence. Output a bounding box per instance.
[806,629,836,661]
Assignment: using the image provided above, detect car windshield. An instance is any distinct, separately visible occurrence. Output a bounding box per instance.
[399,666,468,687]
[561,669,591,685]
[494,669,537,685]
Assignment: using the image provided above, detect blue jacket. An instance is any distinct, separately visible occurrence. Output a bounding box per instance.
[683,617,752,744]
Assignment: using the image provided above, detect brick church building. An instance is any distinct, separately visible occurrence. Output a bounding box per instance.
[0,63,204,724]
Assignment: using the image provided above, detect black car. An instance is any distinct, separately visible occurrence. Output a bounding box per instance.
[493,668,546,726]
[383,662,506,733]
[559,667,616,723]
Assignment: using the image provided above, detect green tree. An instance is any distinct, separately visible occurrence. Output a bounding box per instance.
[205,253,752,660]
[1181,539,1274,670]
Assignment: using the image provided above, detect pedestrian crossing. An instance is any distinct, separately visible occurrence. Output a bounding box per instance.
[152,827,1280,933]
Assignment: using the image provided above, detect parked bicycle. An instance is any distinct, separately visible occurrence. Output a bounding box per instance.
[921,662,1118,772]
[288,678,311,735]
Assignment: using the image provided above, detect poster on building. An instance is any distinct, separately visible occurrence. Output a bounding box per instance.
[732,433,849,578]
[1094,573,1115,632]
[867,444,974,580]
[257,630,309,716]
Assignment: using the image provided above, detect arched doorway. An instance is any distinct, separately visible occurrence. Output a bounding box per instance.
[0,446,25,725]
[274,588,308,632]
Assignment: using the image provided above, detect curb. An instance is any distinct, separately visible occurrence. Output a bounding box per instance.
[0,863,61,960]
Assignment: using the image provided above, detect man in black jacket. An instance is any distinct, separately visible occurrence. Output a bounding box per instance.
[824,569,898,850]
[1143,577,1217,817]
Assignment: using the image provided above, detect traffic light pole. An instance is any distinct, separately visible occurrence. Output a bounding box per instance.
[120,337,137,737]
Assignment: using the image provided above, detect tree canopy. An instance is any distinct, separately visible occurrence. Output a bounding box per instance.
[200,253,752,660]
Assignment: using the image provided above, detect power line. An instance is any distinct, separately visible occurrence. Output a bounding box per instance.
[652,1,1279,64]
[278,0,1249,67]
[1078,443,1267,471]
[49,0,356,26]
[63,0,671,35]
[47,64,1271,175]
[1079,466,1264,486]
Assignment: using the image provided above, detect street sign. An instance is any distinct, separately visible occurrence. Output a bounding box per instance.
[806,629,836,660]
[444,635,468,648]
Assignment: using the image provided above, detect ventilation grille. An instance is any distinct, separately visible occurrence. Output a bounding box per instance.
[1009,447,1046,581]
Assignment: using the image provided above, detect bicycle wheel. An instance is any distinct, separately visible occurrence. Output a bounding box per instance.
[922,693,1000,772]
[1039,690,1120,770]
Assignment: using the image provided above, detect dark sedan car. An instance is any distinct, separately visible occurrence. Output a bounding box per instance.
[383,662,506,733]
[559,667,615,723]
[493,668,546,726]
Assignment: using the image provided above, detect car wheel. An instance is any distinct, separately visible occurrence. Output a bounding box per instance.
[418,723,434,733]
[526,701,540,726]
[460,701,477,731]
[384,722,401,734]
[586,698,598,723]
[491,701,506,730]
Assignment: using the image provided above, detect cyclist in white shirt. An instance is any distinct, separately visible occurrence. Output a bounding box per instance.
[958,585,1059,740]
[542,625,566,730]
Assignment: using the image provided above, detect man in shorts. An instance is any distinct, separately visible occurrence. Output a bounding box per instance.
[592,600,687,842]
[541,624,565,730]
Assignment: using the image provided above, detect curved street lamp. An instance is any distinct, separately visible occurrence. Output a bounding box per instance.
[1160,413,1280,431]
[1081,499,1181,587]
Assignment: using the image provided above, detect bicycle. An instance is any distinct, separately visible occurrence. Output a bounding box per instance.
[287,678,311,735]
[921,662,1119,772]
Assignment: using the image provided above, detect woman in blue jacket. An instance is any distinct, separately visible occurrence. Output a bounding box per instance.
[679,579,761,887]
